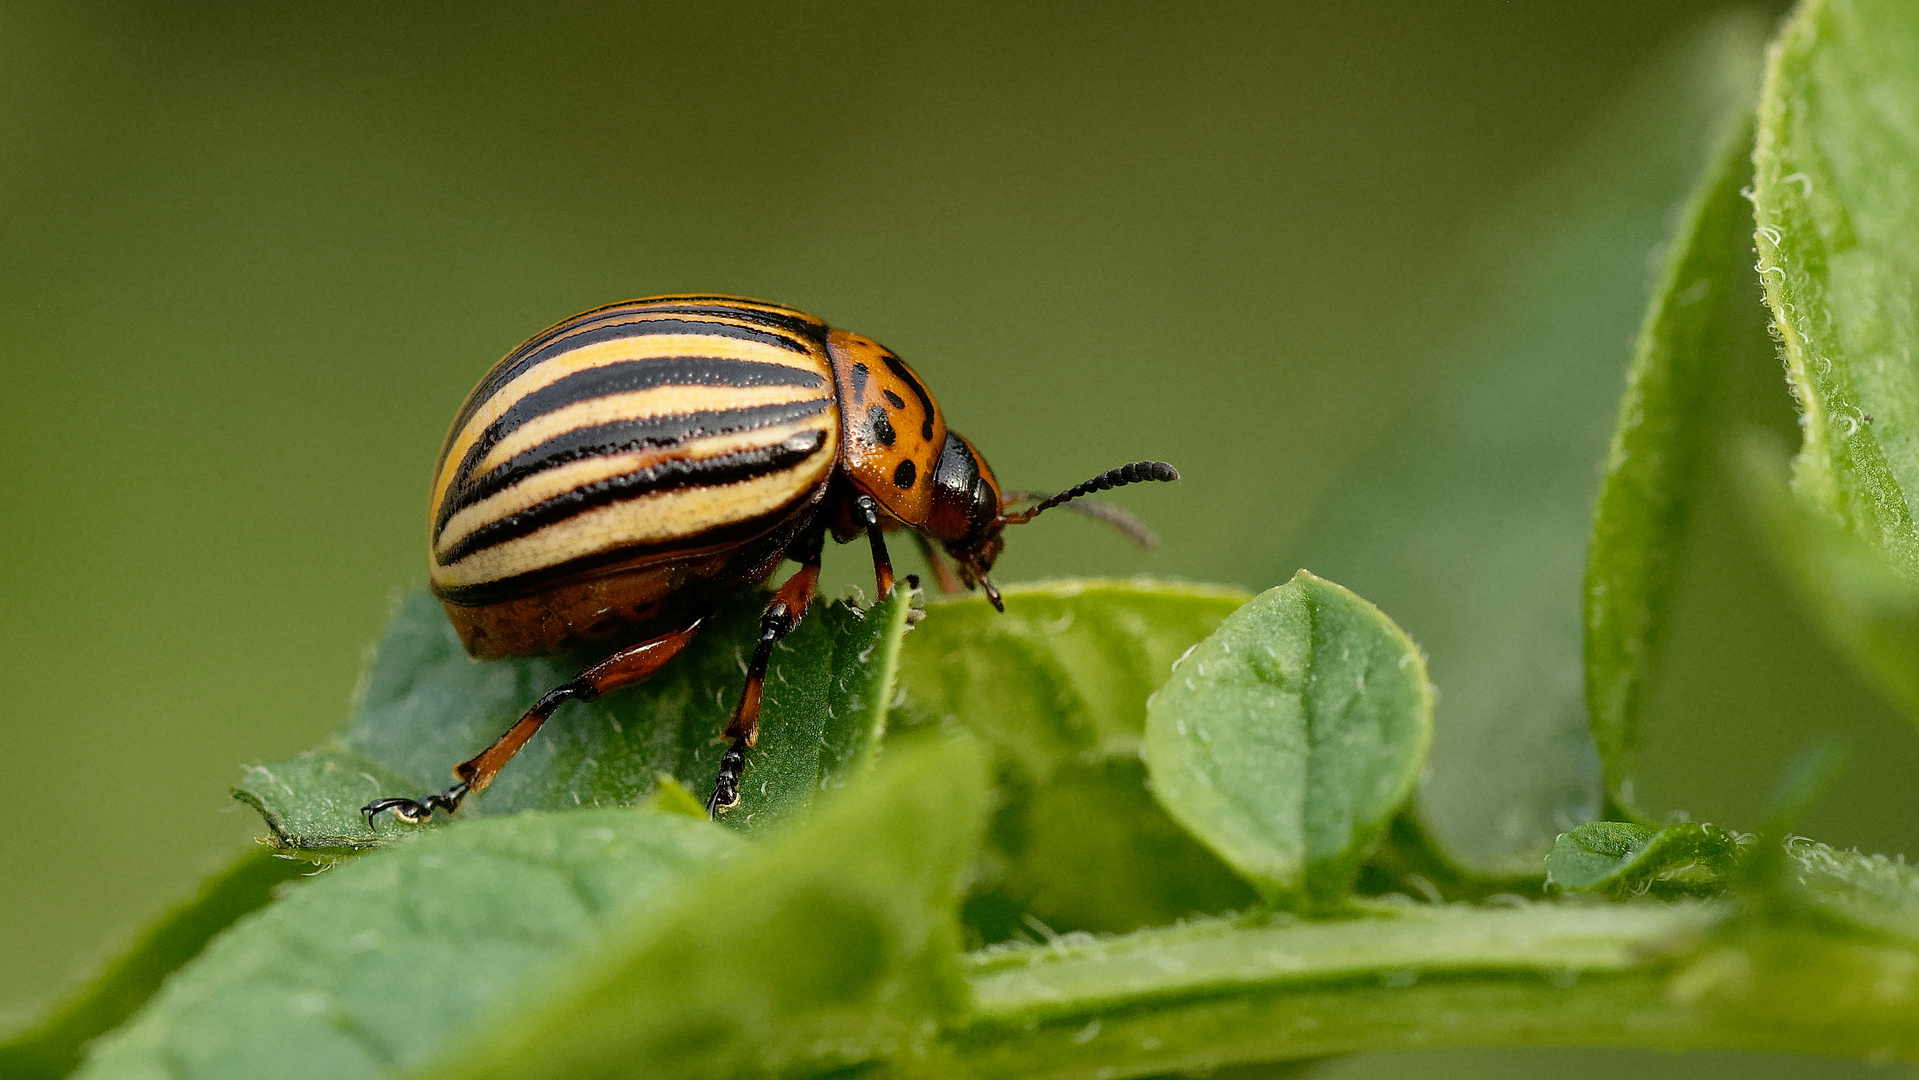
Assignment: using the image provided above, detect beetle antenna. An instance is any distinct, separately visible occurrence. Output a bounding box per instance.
[1001,492,1160,550]
[998,461,1179,528]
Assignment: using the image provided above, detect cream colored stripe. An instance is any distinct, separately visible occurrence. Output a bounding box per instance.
[471,384,828,476]
[435,417,831,560]
[432,437,833,589]
[430,332,830,516]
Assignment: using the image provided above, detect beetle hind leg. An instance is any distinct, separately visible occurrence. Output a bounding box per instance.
[363,619,703,828]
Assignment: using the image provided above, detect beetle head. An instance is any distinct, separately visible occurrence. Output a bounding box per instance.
[925,431,1008,608]
[924,431,1179,613]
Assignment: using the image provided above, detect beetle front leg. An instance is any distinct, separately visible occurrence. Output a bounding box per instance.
[854,493,902,598]
[707,530,825,817]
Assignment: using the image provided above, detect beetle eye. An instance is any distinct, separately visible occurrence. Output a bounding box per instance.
[970,476,998,536]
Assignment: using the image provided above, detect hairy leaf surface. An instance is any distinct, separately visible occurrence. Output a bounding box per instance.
[1751,0,1919,728]
[427,737,989,1080]
[235,587,912,853]
[1144,571,1433,908]
[77,741,988,1080]
[894,581,1260,940]
[1546,821,1746,899]
[74,809,743,1080]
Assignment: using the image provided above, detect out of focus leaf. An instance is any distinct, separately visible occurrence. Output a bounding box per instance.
[1546,821,1745,899]
[1741,441,1919,722]
[234,586,913,853]
[77,740,988,1080]
[1283,18,1770,877]
[0,848,307,1080]
[1778,837,1919,946]
[1143,571,1432,908]
[1584,106,1771,816]
[74,808,744,1080]
[429,736,990,1080]
[893,580,1258,940]
[1544,821,1919,946]
[1751,0,1919,729]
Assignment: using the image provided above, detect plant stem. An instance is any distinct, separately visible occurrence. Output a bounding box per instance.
[911,901,1919,1079]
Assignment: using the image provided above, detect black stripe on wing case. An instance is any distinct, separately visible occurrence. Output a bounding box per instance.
[444,356,828,498]
[438,397,832,535]
[437,429,831,565]
[431,496,818,607]
[452,317,818,438]
[636,305,830,344]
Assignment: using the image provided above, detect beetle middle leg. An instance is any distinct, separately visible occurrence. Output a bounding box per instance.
[853,492,925,601]
[707,528,826,817]
[364,619,703,826]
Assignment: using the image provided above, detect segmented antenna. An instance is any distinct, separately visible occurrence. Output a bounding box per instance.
[1001,492,1160,549]
[998,461,1180,526]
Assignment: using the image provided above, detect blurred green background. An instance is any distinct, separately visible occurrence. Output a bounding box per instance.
[6,1,1918,1075]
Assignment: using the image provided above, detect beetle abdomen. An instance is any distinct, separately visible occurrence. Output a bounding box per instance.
[428,296,840,607]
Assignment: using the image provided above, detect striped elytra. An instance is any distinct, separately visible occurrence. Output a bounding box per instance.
[429,298,841,613]
[365,293,1179,823]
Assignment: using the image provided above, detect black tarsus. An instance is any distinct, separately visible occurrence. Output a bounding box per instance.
[362,678,597,826]
[706,737,751,816]
[364,781,472,827]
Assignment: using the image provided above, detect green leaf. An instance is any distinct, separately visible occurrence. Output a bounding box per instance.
[1753,0,1919,726]
[899,580,1249,767]
[0,847,307,1080]
[1584,103,1771,817]
[1283,18,1771,878]
[1143,570,1433,909]
[1778,837,1919,946]
[1739,439,1919,721]
[1544,818,1919,943]
[892,580,1260,940]
[74,807,744,1080]
[425,735,990,1080]
[76,739,987,1080]
[1545,821,1745,899]
[234,586,914,854]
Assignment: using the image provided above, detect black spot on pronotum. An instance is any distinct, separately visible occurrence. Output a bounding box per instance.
[866,403,896,446]
[883,389,905,409]
[892,460,917,489]
[879,354,936,440]
[851,362,869,400]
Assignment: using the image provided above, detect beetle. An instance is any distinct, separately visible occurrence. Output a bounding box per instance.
[363,294,1177,824]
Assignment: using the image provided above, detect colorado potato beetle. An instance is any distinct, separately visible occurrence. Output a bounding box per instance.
[363,294,1178,823]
